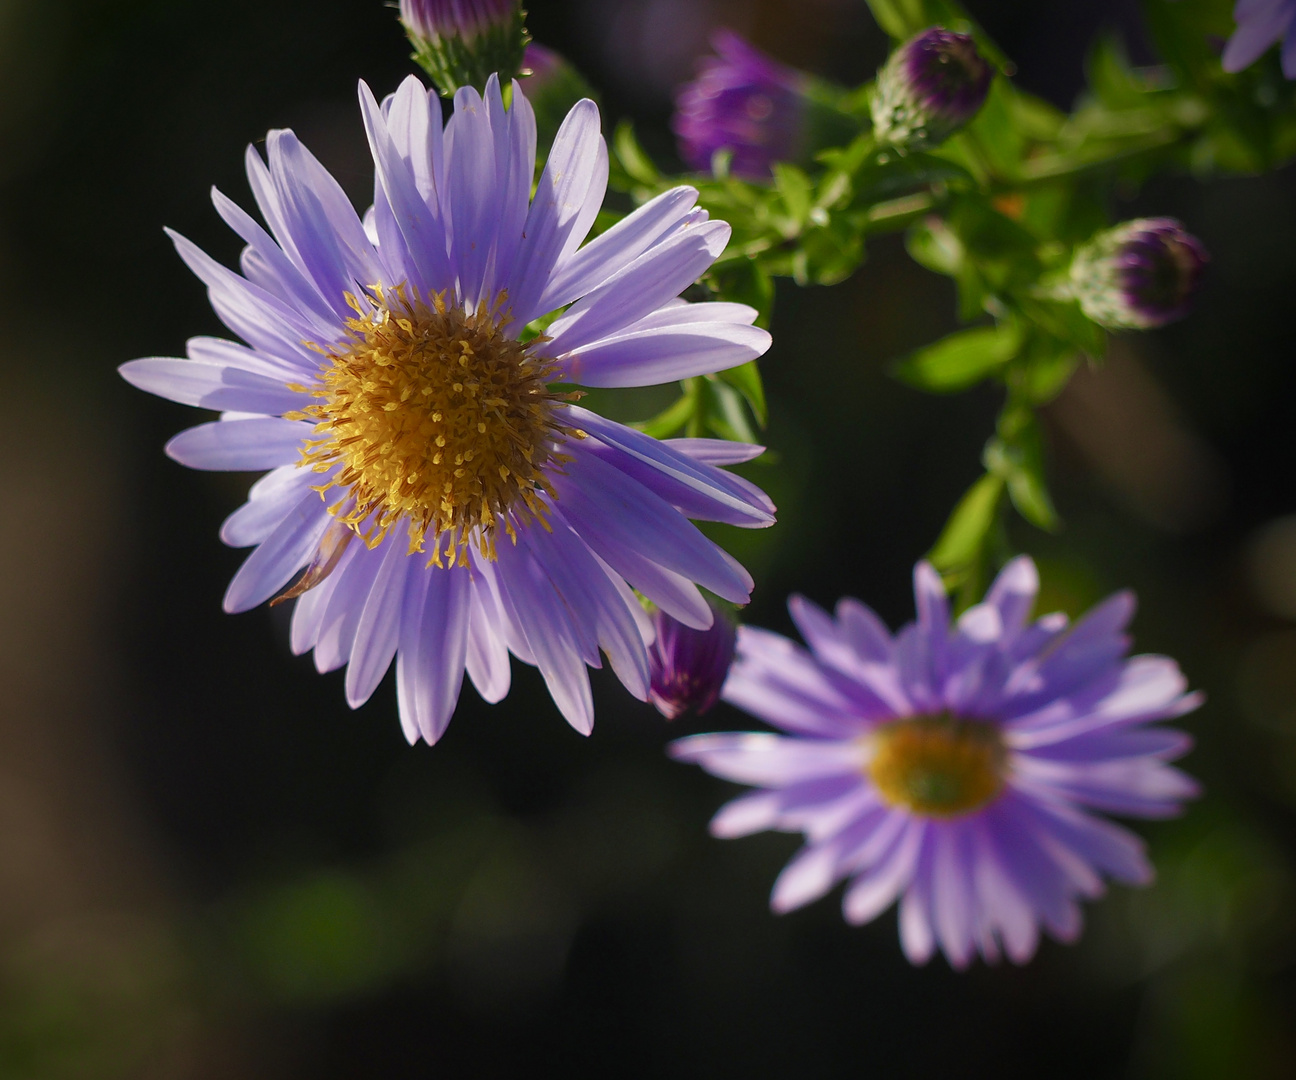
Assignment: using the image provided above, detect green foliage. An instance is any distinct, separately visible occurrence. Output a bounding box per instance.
[591,0,1296,584]
[894,321,1023,393]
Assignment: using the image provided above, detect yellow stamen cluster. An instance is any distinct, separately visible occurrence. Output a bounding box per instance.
[868,714,1007,818]
[289,286,579,567]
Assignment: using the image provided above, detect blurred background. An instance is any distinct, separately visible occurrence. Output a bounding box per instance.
[0,0,1292,1075]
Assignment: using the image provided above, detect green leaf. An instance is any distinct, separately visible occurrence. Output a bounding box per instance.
[699,377,759,443]
[612,121,661,187]
[1020,345,1081,405]
[634,387,697,439]
[773,163,814,227]
[894,322,1024,393]
[1015,296,1107,358]
[708,260,776,329]
[984,414,1060,532]
[863,0,927,39]
[906,216,965,276]
[906,216,989,319]
[853,152,975,205]
[716,361,768,427]
[929,472,1005,574]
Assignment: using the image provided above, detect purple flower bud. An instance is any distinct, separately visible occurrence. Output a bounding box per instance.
[672,31,815,180]
[400,0,519,43]
[399,0,528,95]
[872,27,992,148]
[1070,218,1209,330]
[647,603,737,720]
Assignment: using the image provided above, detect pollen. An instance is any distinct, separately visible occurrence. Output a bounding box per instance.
[290,286,581,567]
[867,714,1007,818]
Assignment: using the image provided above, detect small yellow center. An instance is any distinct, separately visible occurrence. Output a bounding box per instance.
[867,714,1006,818]
[290,287,580,566]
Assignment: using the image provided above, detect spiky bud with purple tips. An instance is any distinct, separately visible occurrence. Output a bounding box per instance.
[647,603,738,720]
[872,27,992,149]
[673,31,856,180]
[1069,218,1209,330]
[399,0,529,95]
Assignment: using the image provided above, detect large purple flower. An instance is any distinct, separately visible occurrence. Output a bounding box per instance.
[671,558,1201,968]
[120,77,774,744]
[1223,0,1296,78]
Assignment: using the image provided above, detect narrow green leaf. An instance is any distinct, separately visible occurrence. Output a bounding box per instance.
[700,378,759,443]
[894,322,1024,393]
[906,217,965,276]
[1016,296,1107,358]
[773,163,814,226]
[929,472,1006,573]
[613,120,661,186]
[983,421,1060,532]
[634,389,697,438]
[716,361,768,427]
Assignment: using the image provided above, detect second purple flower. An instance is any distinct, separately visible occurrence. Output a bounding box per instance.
[672,558,1201,968]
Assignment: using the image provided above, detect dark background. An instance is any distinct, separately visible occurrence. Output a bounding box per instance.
[0,0,1293,1076]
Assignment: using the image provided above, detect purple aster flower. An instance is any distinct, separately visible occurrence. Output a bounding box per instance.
[671,558,1201,968]
[1223,0,1296,78]
[1070,218,1209,331]
[672,31,815,180]
[872,27,992,148]
[399,0,528,93]
[120,77,775,745]
[648,595,740,720]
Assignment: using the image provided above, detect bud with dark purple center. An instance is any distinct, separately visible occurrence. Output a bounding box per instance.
[647,602,738,720]
[1069,218,1209,330]
[399,0,529,95]
[673,31,848,180]
[872,27,992,149]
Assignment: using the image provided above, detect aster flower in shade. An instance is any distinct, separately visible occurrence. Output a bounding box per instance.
[120,76,775,745]
[647,595,740,720]
[872,27,992,149]
[673,31,846,180]
[1223,0,1296,78]
[400,0,529,94]
[671,558,1201,968]
[1069,218,1209,331]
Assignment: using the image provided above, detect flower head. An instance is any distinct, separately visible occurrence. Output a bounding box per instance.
[872,27,992,148]
[648,597,739,719]
[121,77,774,745]
[671,558,1201,968]
[673,31,814,179]
[1223,0,1296,78]
[400,0,529,94]
[1070,218,1208,330]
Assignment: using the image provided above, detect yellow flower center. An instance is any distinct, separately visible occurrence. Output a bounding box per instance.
[867,714,1007,818]
[290,287,580,567]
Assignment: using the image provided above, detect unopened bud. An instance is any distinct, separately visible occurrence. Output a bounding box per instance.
[872,27,992,149]
[1070,218,1208,330]
[399,0,529,95]
[647,602,738,720]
